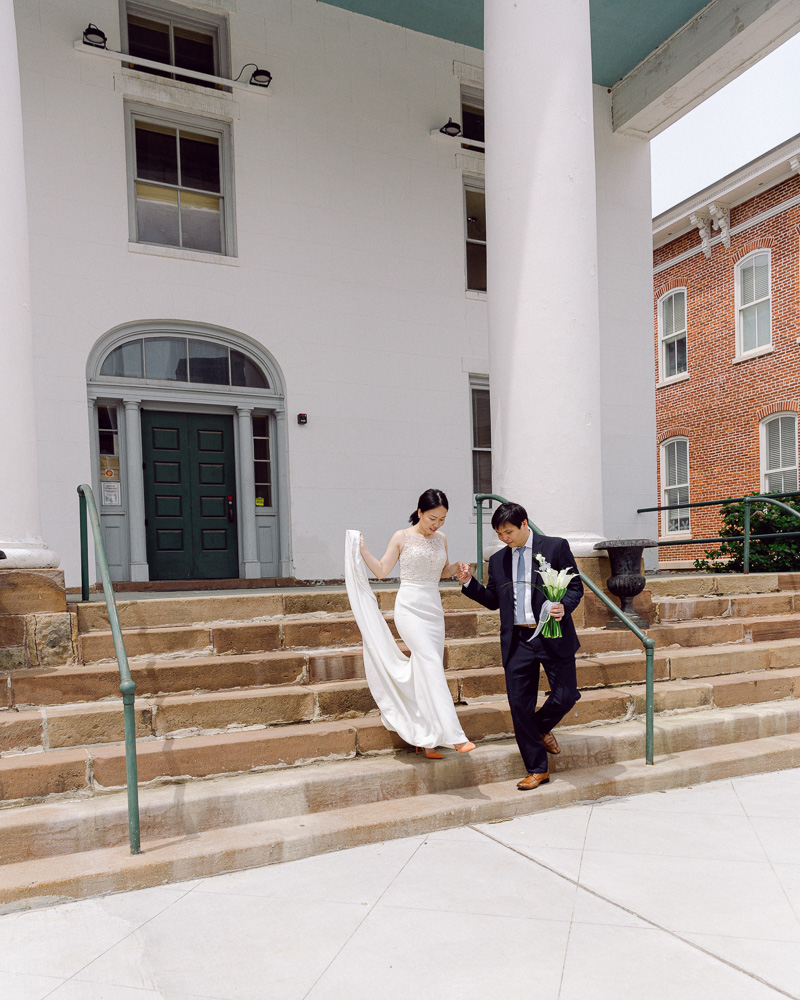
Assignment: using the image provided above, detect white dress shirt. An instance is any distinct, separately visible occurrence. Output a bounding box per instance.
[513,531,537,625]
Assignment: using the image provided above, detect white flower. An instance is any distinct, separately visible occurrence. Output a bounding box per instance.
[534,553,551,571]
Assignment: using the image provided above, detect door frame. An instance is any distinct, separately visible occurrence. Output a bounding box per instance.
[86,323,291,582]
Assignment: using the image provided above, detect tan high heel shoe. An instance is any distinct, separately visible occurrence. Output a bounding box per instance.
[415,747,444,759]
[454,741,476,753]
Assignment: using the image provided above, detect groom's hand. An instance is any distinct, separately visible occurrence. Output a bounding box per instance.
[455,562,472,585]
[550,602,565,621]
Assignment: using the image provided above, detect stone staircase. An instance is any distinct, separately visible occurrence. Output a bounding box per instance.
[1,572,799,910]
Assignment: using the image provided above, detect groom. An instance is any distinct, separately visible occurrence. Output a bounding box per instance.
[456,501,583,790]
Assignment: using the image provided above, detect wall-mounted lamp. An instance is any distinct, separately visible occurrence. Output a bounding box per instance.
[439,118,462,138]
[234,63,272,88]
[82,23,107,49]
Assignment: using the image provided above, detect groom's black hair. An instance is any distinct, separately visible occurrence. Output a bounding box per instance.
[491,501,528,530]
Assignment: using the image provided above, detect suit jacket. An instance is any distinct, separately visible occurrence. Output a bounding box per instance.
[463,532,584,664]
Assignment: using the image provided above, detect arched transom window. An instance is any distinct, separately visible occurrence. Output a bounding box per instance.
[100,335,268,389]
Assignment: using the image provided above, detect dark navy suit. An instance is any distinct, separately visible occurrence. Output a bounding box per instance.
[463,532,584,774]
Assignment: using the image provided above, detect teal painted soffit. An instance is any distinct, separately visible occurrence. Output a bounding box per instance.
[321,0,710,87]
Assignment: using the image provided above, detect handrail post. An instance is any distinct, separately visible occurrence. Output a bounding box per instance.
[78,487,89,602]
[120,678,141,854]
[645,644,654,765]
[743,497,751,574]
[476,496,484,585]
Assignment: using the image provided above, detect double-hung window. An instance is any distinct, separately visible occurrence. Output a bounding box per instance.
[470,375,492,500]
[460,86,484,153]
[121,1,230,87]
[762,414,798,493]
[659,289,687,380]
[661,438,690,533]
[465,185,487,292]
[126,105,234,255]
[737,251,771,355]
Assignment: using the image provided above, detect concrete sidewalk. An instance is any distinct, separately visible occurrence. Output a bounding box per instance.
[1,767,799,1000]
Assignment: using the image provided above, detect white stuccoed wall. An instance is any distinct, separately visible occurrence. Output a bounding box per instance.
[15,0,487,584]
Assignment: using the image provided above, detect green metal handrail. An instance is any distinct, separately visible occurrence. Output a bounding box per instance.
[78,484,141,854]
[475,494,657,764]
[638,492,800,572]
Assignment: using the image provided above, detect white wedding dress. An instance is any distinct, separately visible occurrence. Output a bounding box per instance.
[344,529,469,748]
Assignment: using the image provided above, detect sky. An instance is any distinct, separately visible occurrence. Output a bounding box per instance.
[650,31,800,217]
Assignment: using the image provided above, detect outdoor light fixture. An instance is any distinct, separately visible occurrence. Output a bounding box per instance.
[82,23,107,48]
[234,63,272,88]
[439,118,462,137]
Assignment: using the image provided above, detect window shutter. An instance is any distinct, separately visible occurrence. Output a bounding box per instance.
[741,260,755,305]
[675,440,688,485]
[780,416,797,469]
[673,292,686,333]
[666,441,676,486]
[754,254,769,299]
[767,418,781,471]
[663,296,674,336]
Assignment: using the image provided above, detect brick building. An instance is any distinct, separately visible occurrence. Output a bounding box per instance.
[652,135,800,567]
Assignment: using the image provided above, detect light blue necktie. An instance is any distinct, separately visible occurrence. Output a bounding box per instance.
[515,546,527,624]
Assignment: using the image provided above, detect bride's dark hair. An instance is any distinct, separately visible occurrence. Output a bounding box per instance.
[409,488,449,525]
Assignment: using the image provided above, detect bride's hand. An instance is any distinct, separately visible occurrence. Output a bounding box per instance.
[455,562,472,584]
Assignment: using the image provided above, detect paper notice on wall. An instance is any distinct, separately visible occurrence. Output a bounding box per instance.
[102,482,121,506]
[100,456,120,480]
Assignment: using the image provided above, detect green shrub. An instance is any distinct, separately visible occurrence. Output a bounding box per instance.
[694,493,800,573]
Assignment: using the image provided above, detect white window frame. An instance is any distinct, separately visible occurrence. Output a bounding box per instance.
[735,249,772,359]
[464,181,486,294]
[469,374,492,505]
[660,437,691,536]
[119,0,231,82]
[658,288,688,384]
[460,84,485,153]
[124,101,236,257]
[760,413,799,495]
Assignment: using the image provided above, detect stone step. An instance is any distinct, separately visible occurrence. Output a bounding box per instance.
[76,609,502,663]
[75,587,477,633]
[2,702,799,911]
[9,635,800,714]
[4,656,800,758]
[653,590,800,622]
[77,604,800,666]
[4,652,800,798]
[645,572,800,599]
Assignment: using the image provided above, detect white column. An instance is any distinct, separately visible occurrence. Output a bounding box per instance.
[0,0,58,568]
[593,88,659,558]
[123,400,149,582]
[236,406,260,579]
[484,0,605,555]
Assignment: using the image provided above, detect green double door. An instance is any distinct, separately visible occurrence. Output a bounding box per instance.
[142,411,239,580]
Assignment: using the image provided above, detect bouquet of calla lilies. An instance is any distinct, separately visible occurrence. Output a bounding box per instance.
[534,553,578,638]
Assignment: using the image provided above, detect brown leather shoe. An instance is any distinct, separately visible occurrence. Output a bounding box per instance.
[540,730,560,755]
[517,771,550,791]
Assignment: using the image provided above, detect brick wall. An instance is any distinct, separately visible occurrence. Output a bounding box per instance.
[653,174,800,564]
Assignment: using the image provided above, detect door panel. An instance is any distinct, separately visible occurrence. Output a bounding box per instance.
[142,411,239,580]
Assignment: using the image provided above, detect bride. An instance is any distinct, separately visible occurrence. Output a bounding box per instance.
[344,489,476,758]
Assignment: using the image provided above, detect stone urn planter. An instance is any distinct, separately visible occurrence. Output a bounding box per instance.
[593,539,657,629]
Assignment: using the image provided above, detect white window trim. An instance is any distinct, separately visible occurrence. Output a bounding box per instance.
[464,180,486,294]
[657,287,688,383]
[735,249,772,359]
[660,436,690,535]
[124,100,237,257]
[760,412,799,494]
[119,0,231,81]
[469,373,493,519]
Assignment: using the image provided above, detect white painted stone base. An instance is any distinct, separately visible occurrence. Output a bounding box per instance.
[0,539,60,569]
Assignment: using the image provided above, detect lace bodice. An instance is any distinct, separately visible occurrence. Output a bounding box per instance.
[398,531,446,583]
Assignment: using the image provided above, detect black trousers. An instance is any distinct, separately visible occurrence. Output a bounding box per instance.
[504,626,581,774]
